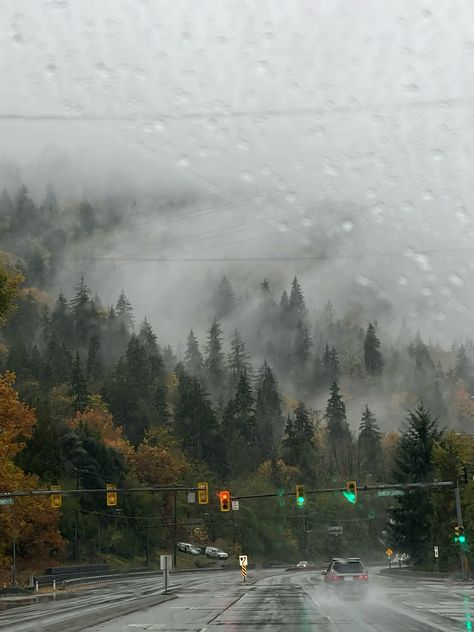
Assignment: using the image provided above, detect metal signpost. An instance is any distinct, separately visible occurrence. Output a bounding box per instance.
[240,555,248,582]
[160,555,172,593]
[386,547,393,569]
[434,546,439,572]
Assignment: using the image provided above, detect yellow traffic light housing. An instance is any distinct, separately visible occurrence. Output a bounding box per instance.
[106,483,118,507]
[295,484,305,507]
[198,482,209,505]
[51,485,62,508]
[219,490,230,511]
[344,481,357,504]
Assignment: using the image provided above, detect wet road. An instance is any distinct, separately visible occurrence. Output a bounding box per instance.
[2,569,474,631]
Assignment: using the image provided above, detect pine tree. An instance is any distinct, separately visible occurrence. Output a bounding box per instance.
[11,185,39,233]
[184,330,203,376]
[205,318,225,396]
[41,183,59,224]
[282,402,316,477]
[254,362,284,462]
[214,276,236,319]
[294,320,312,365]
[454,345,474,387]
[70,275,93,344]
[50,292,71,342]
[78,199,98,234]
[364,322,384,376]
[86,334,103,382]
[70,351,88,411]
[227,329,252,388]
[323,344,340,383]
[357,405,382,477]
[138,318,158,355]
[222,372,256,476]
[289,276,307,323]
[390,402,442,566]
[116,290,134,332]
[0,188,14,233]
[325,380,352,474]
[279,290,290,325]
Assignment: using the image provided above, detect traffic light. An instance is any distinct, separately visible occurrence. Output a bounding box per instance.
[106,483,118,507]
[197,482,209,505]
[343,481,357,504]
[295,484,305,507]
[50,485,62,509]
[219,490,230,512]
[454,525,466,544]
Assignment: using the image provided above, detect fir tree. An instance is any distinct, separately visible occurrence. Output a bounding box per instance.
[254,362,284,462]
[357,405,382,477]
[454,345,474,387]
[86,334,103,382]
[364,322,384,376]
[227,329,252,388]
[214,276,236,319]
[116,290,134,332]
[289,276,307,323]
[205,318,225,396]
[184,329,203,376]
[390,402,442,566]
[70,351,88,411]
[325,380,352,474]
[70,275,93,344]
[222,372,256,476]
[282,402,316,477]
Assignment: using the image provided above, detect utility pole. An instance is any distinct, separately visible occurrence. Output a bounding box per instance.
[173,490,177,568]
[73,467,79,562]
[454,482,467,580]
[11,505,17,587]
[146,526,150,567]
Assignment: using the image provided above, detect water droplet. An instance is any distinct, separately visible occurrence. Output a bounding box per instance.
[366,188,377,200]
[431,149,444,162]
[177,155,190,168]
[285,192,297,204]
[240,171,255,183]
[301,217,313,227]
[356,275,371,286]
[45,64,57,77]
[277,222,289,232]
[401,201,413,213]
[255,60,270,74]
[341,220,354,232]
[421,189,434,201]
[422,287,433,297]
[398,276,408,286]
[449,273,464,287]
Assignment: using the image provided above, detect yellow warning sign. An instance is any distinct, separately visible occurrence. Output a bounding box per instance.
[386,547,393,558]
[241,565,247,582]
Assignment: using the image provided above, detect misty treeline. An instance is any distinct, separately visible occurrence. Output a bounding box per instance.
[1,185,474,572]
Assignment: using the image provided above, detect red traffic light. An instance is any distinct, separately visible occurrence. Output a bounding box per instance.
[219,490,230,511]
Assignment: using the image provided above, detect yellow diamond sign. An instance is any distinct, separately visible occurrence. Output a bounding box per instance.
[386,547,393,558]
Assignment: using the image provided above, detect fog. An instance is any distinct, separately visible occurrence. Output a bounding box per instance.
[2,0,474,346]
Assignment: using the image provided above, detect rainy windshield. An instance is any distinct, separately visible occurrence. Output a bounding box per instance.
[1,2,474,631]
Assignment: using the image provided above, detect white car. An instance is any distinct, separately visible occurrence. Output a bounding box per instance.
[205,546,228,560]
[177,542,193,553]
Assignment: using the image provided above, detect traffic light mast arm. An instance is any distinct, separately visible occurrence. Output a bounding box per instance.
[230,481,455,501]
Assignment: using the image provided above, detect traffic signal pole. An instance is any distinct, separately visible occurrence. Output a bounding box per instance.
[454,482,467,580]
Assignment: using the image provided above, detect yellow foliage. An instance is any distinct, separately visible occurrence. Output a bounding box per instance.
[134,428,189,485]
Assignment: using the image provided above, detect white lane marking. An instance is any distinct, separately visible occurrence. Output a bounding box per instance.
[326,615,334,623]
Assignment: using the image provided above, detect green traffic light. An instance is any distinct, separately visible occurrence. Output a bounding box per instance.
[297,494,305,507]
[343,491,357,504]
[459,534,466,544]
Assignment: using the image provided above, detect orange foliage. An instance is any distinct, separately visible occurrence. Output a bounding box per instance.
[0,373,64,580]
[134,428,189,485]
[0,372,36,459]
[68,397,134,465]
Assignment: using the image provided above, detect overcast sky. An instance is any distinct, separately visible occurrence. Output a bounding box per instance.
[1,1,474,345]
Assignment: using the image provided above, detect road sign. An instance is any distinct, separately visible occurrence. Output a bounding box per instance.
[106,483,117,507]
[187,492,196,503]
[434,546,439,558]
[232,499,239,511]
[241,564,247,582]
[328,526,343,535]
[386,547,393,558]
[160,555,173,570]
[378,489,404,497]
[239,555,248,566]
[0,498,14,506]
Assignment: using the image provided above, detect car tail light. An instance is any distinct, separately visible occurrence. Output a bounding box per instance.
[327,574,343,581]
[356,574,369,580]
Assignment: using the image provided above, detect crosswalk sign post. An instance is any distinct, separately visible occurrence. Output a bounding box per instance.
[239,555,248,566]
[241,564,247,582]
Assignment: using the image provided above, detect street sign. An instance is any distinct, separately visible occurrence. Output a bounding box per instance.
[386,547,393,558]
[239,555,248,567]
[378,489,404,497]
[232,499,239,511]
[0,498,14,506]
[328,526,343,535]
[187,492,196,504]
[434,546,439,558]
[160,555,173,570]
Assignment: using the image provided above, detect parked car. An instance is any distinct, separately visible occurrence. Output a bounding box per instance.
[177,542,193,553]
[205,546,228,560]
[188,546,201,555]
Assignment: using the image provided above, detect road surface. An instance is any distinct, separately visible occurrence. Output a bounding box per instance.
[1,568,474,631]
